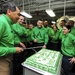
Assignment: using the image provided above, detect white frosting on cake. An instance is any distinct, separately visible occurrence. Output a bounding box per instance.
[24,49,62,74]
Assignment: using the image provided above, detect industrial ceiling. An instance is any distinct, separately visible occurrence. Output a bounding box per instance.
[0,0,75,24]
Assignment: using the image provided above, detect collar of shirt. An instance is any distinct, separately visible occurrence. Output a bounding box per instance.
[2,14,13,25]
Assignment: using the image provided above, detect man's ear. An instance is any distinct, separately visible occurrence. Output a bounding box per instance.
[7,9,11,15]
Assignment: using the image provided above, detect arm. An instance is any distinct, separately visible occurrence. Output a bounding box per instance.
[44,33,49,45]
[0,47,16,56]
[69,57,75,64]
[31,29,37,42]
[20,42,26,48]
[0,22,24,56]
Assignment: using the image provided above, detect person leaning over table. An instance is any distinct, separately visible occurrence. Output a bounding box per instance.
[60,25,75,75]
[0,2,24,75]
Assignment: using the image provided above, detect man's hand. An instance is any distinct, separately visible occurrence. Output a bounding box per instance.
[16,47,24,53]
[34,39,37,43]
[20,42,26,48]
[42,45,46,49]
[69,57,75,64]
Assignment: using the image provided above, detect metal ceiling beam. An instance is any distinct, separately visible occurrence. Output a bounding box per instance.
[18,0,75,12]
[13,0,75,21]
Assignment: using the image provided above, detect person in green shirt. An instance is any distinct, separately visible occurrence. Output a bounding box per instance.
[43,20,54,49]
[43,20,54,37]
[31,19,49,52]
[12,14,27,75]
[25,24,34,57]
[0,2,23,75]
[12,14,26,47]
[61,25,75,75]
[27,24,34,47]
[50,25,60,51]
[67,20,75,36]
[58,20,66,52]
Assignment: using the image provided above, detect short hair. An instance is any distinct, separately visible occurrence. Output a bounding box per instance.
[68,20,74,25]
[61,20,66,23]
[38,18,43,21]
[20,14,25,18]
[1,2,17,14]
[19,14,25,22]
[64,25,71,30]
[44,20,48,23]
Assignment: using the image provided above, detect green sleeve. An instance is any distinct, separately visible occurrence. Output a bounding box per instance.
[31,28,35,41]
[44,33,49,45]
[12,24,24,36]
[48,28,54,37]
[0,22,5,39]
[70,35,75,55]
[52,30,60,40]
[61,33,75,56]
[0,22,16,56]
[0,47,16,56]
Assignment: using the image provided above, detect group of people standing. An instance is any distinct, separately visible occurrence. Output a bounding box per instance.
[0,1,75,75]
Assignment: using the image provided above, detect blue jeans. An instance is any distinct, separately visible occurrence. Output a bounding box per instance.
[62,55,74,75]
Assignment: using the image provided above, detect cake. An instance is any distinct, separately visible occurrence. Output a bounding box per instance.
[24,49,62,74]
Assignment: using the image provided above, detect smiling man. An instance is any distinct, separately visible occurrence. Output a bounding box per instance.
[0,2,24,75]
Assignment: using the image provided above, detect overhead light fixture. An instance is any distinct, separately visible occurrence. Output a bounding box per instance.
[45,0,56,17]
[46,9,55,17]
[21,0,32,18]
[51,21,56,24]
[20,11,32,18]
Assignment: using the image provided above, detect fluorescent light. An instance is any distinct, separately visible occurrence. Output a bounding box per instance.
[45,9,55,17]
[20,11,32,18]
[51,21,56,24]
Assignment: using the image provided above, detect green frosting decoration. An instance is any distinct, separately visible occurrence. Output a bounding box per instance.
[24,49,62,74]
